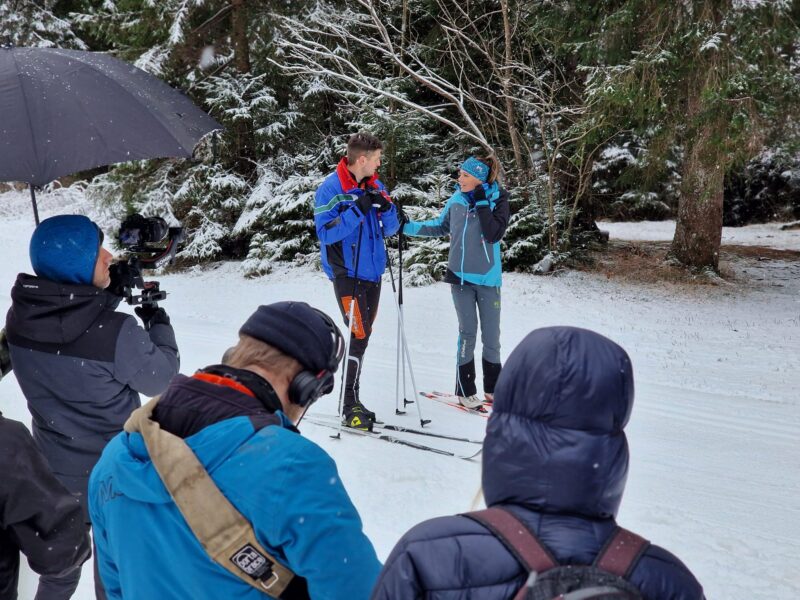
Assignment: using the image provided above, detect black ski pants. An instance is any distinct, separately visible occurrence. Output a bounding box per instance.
[333,277,381,408]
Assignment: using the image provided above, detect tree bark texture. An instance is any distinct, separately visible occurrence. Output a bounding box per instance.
[671,65,725,271]
[671,133,724,270]
[230,0,250,74]
[230,0,255,175]
[499,0,524,174]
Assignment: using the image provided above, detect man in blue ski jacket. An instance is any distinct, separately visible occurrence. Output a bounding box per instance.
[89,301,382,600]
[314,132,400,431]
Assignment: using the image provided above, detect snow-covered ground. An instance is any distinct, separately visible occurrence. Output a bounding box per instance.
[2,190,799,599]
[599,219,800,251]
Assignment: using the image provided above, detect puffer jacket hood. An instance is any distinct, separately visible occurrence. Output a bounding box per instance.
[483,326,634,519]
[7,273,119,345]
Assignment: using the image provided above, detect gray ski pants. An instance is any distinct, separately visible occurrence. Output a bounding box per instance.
[451,284,501,366]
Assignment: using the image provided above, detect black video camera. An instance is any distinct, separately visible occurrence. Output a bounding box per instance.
[114,214,185,308]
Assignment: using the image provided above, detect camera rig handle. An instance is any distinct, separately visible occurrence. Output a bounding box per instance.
[116,214,185,308]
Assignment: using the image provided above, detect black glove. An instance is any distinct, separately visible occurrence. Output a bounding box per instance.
[355,192,373,215]
[372,191,392,213]
[377,194,392,212]
[135,305,170,330]
[364,188,390,211]
[472,184,487,202]
[108,262,137,298]
[0,328,11,379]
[397,208,409,226]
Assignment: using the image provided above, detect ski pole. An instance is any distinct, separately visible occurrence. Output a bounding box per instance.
[388,204,411,413]
[397,204,408,411]
[382,218,430,428]
[334,221,364,440]
[395,305,404,415]
[393,202,405,415]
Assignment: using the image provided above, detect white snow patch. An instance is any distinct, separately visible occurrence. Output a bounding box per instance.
[598,220,800,251]
[1,190,798,599]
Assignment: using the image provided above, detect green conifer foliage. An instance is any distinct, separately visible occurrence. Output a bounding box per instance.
[563,0,800,270]
[0,0,85,48]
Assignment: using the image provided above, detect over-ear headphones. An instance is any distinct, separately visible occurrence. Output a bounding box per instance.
[288,309,346,407]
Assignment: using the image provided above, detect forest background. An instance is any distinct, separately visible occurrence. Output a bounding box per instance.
[2,0,799,281]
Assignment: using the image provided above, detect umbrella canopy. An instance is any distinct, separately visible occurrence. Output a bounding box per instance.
[0,46,220,188]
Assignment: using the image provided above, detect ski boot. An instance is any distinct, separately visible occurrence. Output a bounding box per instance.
[343,403,376,431]
[482,359,501,407]
[458,394,484,409]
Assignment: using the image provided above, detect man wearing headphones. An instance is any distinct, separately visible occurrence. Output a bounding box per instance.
[88,302,382,600]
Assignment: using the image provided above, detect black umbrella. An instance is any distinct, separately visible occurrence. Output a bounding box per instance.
[0,45,221,223]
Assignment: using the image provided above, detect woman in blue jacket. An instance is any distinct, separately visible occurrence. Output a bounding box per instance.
[370,327,705,600]
[403,155,509,408]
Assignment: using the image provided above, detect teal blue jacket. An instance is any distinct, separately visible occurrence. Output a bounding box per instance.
[89,379,381,600]
[403,183,509,287]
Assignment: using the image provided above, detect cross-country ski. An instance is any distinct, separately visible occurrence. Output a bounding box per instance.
[419,391,491,417]
[303,416,483,460]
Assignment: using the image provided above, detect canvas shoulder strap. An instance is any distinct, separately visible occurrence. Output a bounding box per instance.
[124,397,299,598]
[462,507,557,573]
[593,527,650,579]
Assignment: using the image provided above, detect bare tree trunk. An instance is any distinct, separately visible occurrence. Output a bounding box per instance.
[670,78,724,271]
[230,0,255,175]
[671,132,724,270]
[499,0,524,175]
[231,0,250,74]
[670,3,729,271]
[387,0,409,189]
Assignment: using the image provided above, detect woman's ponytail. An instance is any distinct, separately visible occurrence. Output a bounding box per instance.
[477,154,501,184]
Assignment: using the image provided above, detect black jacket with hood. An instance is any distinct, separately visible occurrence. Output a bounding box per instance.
[0,412,91,600]
[4,274,179,516]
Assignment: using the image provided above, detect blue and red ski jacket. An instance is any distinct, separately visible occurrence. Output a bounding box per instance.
[314,158,400,282]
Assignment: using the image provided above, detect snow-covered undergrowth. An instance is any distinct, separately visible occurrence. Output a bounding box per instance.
[2,190,798,599]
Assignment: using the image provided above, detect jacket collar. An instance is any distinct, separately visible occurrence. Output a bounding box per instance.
[151,370,294,440]
[336,157,379,193]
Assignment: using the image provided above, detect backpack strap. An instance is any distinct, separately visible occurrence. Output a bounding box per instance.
[125,397,304,598]
[593,527,650,579]
[462,507,557,573]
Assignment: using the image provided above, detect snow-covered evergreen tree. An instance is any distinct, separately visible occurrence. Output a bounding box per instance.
[0,0,85,48]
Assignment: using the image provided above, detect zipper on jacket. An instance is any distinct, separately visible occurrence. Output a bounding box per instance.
[481,237,491,263]
[459,212,468,285]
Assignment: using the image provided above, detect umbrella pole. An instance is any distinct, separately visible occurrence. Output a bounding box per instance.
[29,185,40,225]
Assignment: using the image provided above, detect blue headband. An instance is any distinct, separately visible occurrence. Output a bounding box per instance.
[460,157,490,183]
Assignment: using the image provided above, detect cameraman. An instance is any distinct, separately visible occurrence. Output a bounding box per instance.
[4,214,179,598]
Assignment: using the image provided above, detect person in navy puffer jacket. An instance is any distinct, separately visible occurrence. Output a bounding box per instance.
[371,326,704,600]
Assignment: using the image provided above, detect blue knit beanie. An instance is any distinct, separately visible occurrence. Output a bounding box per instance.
[29,215,102,285]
